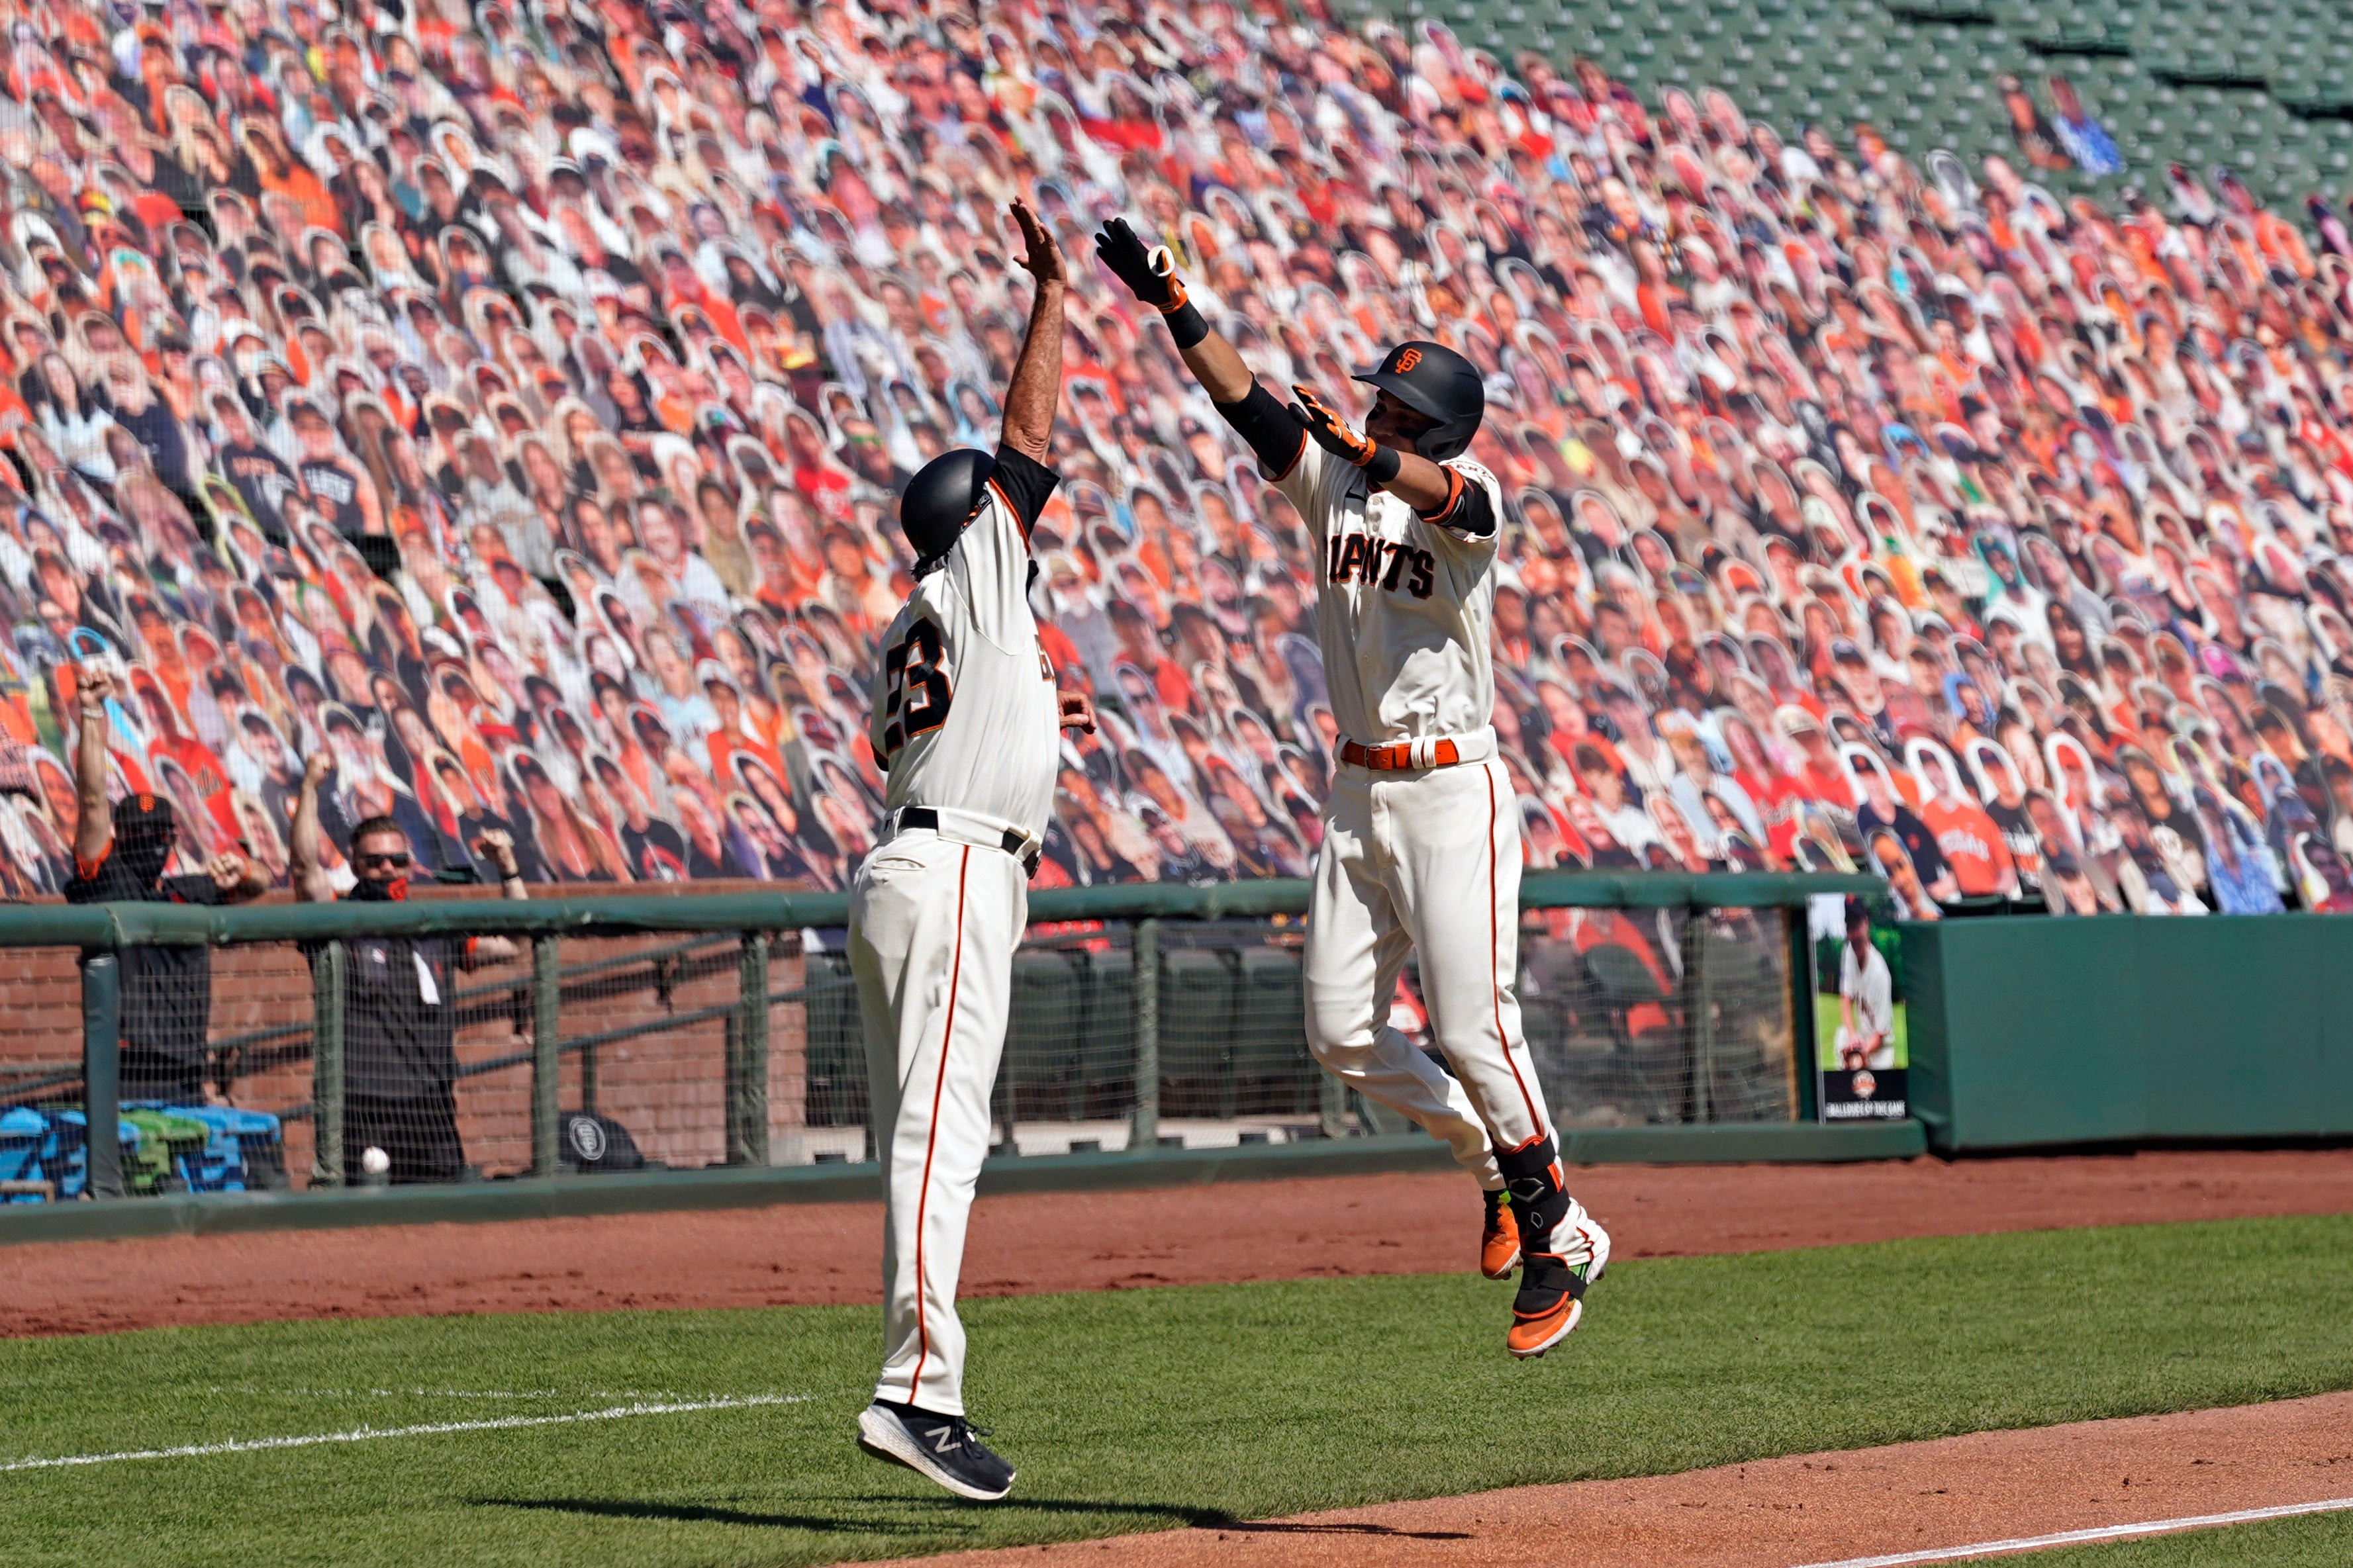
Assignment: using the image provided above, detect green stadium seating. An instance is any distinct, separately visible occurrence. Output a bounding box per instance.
[1410,0,2353,214]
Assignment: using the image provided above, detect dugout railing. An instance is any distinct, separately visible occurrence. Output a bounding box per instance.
[0,872,1876,1202]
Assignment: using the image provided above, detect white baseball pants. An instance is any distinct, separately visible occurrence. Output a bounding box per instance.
[1304,757,1567,1199]
[849,829,1026,1417]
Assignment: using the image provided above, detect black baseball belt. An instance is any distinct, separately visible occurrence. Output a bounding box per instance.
[896,807,1041,872]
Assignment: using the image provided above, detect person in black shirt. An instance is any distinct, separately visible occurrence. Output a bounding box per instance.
[211,392,303,538]
[1852,753,1961,904]
[291,750,530,1184]
[289,398,385,538]
[66,667,267,1103]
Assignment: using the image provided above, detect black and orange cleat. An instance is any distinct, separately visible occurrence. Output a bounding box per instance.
[1480,1189,1521,1279]
[1506,1225,1610,1358]
[1496,1132,1609,1358]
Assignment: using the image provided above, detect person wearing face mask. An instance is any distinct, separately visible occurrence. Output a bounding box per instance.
[289,750,528,1184]
[67,665,267,1105]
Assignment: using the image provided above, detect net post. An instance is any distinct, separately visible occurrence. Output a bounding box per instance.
[79,948,122,1199]
[311,941,346,1187]
[532,935,560,1177]
[733,931,771,1166]
[1684,907,1714,1124]
[1788,905,1817,1123]
[1129,917,1159,1153]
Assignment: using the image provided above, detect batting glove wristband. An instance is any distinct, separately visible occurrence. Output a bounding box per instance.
[1290,385,1401,484]
[1094,217,1208,348]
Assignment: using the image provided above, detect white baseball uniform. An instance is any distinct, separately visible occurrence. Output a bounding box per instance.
[851,444,1059,1417]
[1274,434,1593,1256]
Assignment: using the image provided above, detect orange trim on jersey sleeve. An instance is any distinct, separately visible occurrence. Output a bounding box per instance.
[1416,467,1467,524]
[1266,424,1308,483]
[986,475,1032,541]
[74,839,111,884]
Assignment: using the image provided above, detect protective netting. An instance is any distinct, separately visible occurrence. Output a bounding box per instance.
[0,941,297,1199]
[0,945,96,1201]
[316,927,785,1184]
[5,903,1802,1199]
[0,929,804,1196]
[1519,906,1799,1129]
[804,905,1798,1158]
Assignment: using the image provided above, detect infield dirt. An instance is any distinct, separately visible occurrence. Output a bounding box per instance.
[8,1146,2353,1338]
[873,1393,2353,1568]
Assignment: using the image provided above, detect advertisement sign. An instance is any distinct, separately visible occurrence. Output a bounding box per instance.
[1807,894,1908,1122]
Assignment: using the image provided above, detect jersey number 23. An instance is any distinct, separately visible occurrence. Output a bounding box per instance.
[881,617,953,757]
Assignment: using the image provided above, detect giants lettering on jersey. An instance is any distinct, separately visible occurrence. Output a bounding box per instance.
[302,461,357,508]
[1327,531,1435,598]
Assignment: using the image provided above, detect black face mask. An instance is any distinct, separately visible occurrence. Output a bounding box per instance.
[111,795,176,888]
[347,874,408,902]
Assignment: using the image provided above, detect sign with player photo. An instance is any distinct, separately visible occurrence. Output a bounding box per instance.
[1807,894,1908,1123]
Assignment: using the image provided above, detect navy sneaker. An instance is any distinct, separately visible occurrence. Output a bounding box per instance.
[857,1400,1016,1500]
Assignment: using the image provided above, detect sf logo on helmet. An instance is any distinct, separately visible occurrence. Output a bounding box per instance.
[1392,347,1422,373]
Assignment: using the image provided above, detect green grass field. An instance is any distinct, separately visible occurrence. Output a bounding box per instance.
[1960,1508,2353,1565]
[5,1215,2351,1567]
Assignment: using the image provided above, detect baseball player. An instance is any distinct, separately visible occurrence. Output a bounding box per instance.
[851,200,1095,1500]
[1095,219,1609,1358]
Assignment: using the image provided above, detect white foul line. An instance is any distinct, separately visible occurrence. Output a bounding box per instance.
[0,1394,806,1474]
[1790,1493,2353,1567]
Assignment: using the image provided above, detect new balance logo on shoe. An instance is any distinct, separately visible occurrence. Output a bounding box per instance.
[858,1402,1017,1502]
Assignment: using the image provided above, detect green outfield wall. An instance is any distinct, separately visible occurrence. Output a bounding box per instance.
[1902,916,2353,1154]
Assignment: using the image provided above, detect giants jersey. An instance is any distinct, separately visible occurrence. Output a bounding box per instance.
[869,446,1061,839]
[1274,441,1504,745]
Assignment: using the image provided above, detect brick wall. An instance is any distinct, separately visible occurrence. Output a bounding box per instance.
[0,883,818,1187]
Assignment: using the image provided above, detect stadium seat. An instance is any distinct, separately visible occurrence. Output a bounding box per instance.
[1231,948,1315,1118]
[1074,948,1139,1123]
[1159,950,1237,1119]
[1005,952,1085,1121]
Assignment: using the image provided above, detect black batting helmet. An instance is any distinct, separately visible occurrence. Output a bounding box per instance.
[898,447,994,568]
[1354,340,1484,461]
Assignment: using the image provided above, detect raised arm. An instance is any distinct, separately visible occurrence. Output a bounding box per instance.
[289,750,336,903]
[1000,200,1067,463]
[461,827,525,967]
[71,664,113,866]
[1094,218,1304,475]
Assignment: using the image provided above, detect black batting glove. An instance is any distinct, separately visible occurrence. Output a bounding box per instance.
[1290,385,1401,484]
[1094,216,1180,308]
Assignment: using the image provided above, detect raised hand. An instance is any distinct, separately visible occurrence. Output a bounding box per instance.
[1289,385,1380,467]
[302,751,333,789]
[205,852,248,891]
[1092,216,1182,309]
[1008,199,1065,286]
[76,663,112,715]
[473,826,521,879]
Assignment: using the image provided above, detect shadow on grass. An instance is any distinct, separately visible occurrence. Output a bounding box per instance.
[810,1493,1470,1536]
[472,1498,961,1534]
[481,1495,1469,1542]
